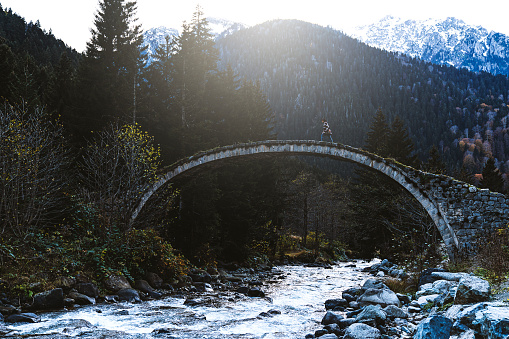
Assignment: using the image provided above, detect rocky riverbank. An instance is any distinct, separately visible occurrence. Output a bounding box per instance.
[307,259,509,339]
[0,262,284,336]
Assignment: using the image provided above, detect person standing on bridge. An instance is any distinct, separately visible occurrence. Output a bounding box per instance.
[321,118,333,142]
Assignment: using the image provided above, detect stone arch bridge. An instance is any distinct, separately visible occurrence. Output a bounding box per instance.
[131,140,509,260]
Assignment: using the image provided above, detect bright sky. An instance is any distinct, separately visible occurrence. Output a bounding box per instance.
[2,0,509,53]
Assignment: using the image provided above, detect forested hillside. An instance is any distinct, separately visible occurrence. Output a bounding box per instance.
[0,4,80,107]
[216,20,509,175]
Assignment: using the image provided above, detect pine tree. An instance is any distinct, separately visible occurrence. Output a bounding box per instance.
[387,115,418,167]
[479,157,505,193]
[0,44,16,102]
[424,145,447,175]
[365,107,389,156]
[76,0,145,136]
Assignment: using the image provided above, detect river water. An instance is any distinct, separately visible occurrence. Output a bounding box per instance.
[6,260,376,338]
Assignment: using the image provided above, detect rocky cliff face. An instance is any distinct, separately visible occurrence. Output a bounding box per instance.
[347,16,509,76]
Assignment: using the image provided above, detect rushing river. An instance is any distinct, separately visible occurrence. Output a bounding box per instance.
[6,260,377,338]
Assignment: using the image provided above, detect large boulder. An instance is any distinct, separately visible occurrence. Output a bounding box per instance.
[447,302,509,338]
[325,298,349,310]
[321,311,344,325]
[247,287,265,298]
[5,313,40,323]
[357,288,401,308]
[414,315,452,339]
[344,323,381,339]
[76,283,99,298]
[145,272,163,289]
[32,288,64,310]
[361,279,389,291]
[418,268,447,287]
[454,276,490,304]
[117,288,141,303]
[105,274,131,293]
[68,291,96,305]
[431,271,469,281]
[383,305,408,319]
[189,270,212,283]
[134,280,153,293]
[417,279,458,298]
[354,304,386,325]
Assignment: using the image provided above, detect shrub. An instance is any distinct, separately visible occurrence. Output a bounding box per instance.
[473,225,509,284]
[0,103,70,241]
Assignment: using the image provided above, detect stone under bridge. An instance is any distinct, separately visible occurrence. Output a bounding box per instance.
[131,140,509,260]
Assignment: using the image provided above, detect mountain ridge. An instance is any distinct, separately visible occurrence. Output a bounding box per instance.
[346,15,509,76]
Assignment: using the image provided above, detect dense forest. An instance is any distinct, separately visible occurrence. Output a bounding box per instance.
[1,1,508,289]
[216,20,509,178]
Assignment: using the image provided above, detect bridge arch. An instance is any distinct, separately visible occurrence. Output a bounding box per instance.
[132,140,461,258]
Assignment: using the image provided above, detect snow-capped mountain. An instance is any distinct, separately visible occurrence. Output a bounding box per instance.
[346,16,509,76]
[142,18,245,65]
[142,26,179,64]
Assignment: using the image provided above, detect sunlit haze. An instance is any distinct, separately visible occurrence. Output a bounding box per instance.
[2,0,509,52]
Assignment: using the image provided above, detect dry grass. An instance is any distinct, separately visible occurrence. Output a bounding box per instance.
[383,276,418,294]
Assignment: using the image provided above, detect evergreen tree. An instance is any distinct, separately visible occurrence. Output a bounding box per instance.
[479,157,505,193]
[387,115,418,167]
[0,44,16,102]
[76,0,145,136]
[365,107,389,156]
[424,145,447,175]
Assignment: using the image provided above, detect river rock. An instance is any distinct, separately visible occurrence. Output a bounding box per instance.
[324,323,340,335]
[68,291,96,305]
[447,302,509,338]
[454,276,490,304]
[355,304,386,325]
[5,312,40,323]
[248,287,265,297]
[76,282,99,298]
[418,268,447,287]
[194,282,214,293]
[32,288,64,310]
[344,287,362,296]
[318,334,339,339]
[176,275,193,287]
[105,274,131,292]
[344,323,381,339]
[357,288,401,308]
[189,270,212,283]
[417,279,458,298]
[339,318,357,329]
[322,311,344,325]
[117,288,141,303]
[414,315,452,339]
[383,305,408,319]
[145,272,163,289]
[416,294,441,307]
[0,305,18,316]
[325,298,349,310]
[342,293,356,302]
[134,280,153,293]
[361,279,389,291]
[431,271,469,282]
[396,293,411,304]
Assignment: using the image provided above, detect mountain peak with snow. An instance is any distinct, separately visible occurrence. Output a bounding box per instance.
[346,16,509,76]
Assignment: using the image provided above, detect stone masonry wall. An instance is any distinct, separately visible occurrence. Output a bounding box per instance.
[407,170,509,253]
